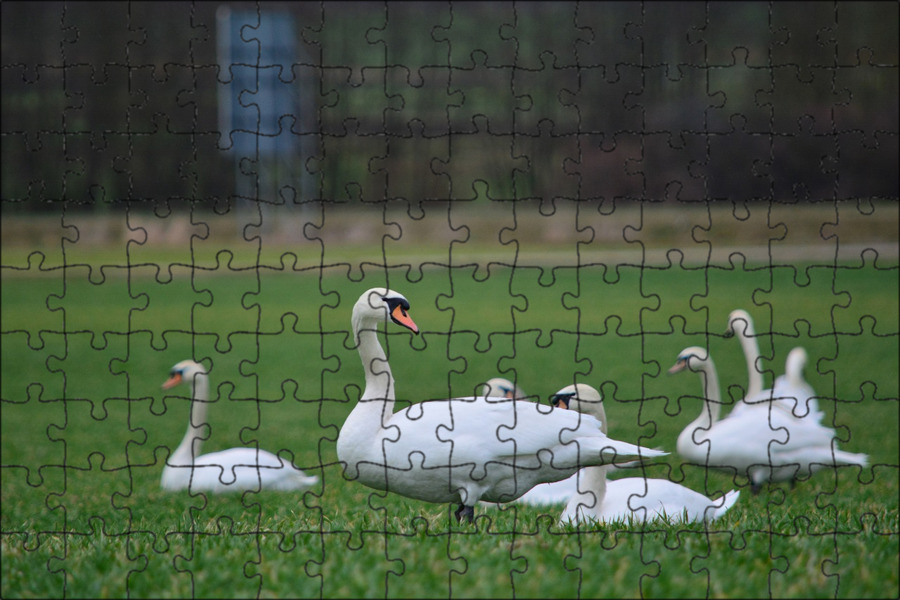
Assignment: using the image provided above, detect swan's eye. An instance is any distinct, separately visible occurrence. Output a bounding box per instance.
[381,296,410,310]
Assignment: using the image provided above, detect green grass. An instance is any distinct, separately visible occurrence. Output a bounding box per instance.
[2,248,898,598]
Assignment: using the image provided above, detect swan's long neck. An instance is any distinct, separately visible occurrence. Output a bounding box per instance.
[738,325,763,398]
[336,303,401,469]
[171,372,208,466]
[678,359,723,453]
[569,392,608,514]
[352,313,396,425]
[574,464,609,512]
[784,349,806,387]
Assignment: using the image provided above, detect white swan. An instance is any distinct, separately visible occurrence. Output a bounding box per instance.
[479,379,657,509]
[160,360,320,493]
[725,309,766,404]
[475,378,602,507]
[480,377,527,400]
[555,383,740,525]
[477,379,578,506]
[669,347,868,493]
[335,288,667,522]
[770,347,823,421]
[726,310,821,419]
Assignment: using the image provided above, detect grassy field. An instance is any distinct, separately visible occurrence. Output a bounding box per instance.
[1,236,898,598]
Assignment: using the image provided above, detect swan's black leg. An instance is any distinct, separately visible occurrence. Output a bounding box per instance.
[454,504,475,524]
[750,482,762,495]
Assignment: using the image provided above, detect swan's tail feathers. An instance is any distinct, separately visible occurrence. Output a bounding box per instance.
[596,439,668,465]
[833,450,868,468]
[712,490,741,520]
[300,474,321,487]
[287,467,320,490]
[607,448,667,471]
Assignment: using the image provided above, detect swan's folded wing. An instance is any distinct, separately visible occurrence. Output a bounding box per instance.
[480,399,665,467]
[388,396,665,471]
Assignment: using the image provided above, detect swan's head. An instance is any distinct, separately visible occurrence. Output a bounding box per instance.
[725,309,754,338]
[352,288,419,334]
[162,360,207,389]
[784,346,808,381]
[668,346,711,375]
[481,377,526,399]
[549,383,606,432]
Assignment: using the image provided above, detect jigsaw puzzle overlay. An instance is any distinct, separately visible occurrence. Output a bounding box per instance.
[2,2,898,598]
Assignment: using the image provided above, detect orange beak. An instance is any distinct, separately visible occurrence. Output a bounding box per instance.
[668,360,687,375]
[162,373,182,389]
[391,305,419,334]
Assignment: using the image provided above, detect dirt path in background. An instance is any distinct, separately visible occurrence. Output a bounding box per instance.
[2,201,897,270]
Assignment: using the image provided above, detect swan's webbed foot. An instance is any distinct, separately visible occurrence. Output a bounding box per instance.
[454,504,475,524]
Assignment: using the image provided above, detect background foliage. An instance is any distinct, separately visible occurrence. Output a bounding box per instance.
[2,1,898,213]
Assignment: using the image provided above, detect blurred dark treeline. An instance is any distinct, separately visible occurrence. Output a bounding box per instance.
[1,1,897,214]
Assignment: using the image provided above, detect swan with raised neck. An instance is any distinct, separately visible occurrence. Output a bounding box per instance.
[336,288,667,523]
[161,359,319,492]
[669,346,867,493]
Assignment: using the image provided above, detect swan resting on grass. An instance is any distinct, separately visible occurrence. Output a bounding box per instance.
[554,383,740,525]
[473,379,643,508]
[335,288,668,523]
[160,360,320,493]
[477,378,578,507]
[669,346,867,493]
[480,377,527,400]
[474,378,659,508]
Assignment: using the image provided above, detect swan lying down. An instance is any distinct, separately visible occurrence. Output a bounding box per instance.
[473,378,652,508]
[476,378,589,507]
[336,288,668,523]
[160,360,320,493]
[480,377,528,401]
[553,383,740,525]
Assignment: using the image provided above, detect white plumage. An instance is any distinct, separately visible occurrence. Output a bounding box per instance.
[335,288,667,522]
[725,309,767,403]
[726,310,822,420]
[160,360,320,493]
[669,346,867,493]
[480,377,528,400]
[769,347,823,421]
[555,383,740,525]
[478,379,578,507]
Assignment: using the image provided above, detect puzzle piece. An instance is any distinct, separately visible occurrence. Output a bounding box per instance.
[2,2,897,598]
